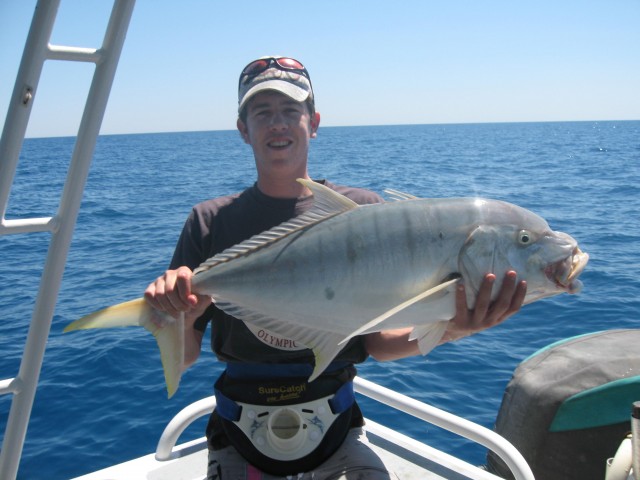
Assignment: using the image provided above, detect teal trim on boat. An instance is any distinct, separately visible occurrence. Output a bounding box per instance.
[523,330,606,363]
[550,375,640,432]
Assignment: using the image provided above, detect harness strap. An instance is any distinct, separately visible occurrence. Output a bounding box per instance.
[328,381,356,414]
[214,380,355,422]
[214,385,243,422]
[225,361,350,379]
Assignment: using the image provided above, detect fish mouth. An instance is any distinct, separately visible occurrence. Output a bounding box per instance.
[546,247,589,293]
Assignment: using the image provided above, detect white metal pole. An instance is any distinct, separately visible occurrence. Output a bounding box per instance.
[0,0,60,222]
[0,2,136,479]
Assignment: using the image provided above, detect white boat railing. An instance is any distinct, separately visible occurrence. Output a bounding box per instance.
[154,376,535,480]
[0,2,136,479]
[353,377,534,480]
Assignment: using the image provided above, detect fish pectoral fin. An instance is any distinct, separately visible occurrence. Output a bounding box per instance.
[410,321,450,356]
[64,298,184,399]
[338,278,460,346]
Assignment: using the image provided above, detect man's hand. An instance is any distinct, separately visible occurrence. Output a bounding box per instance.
[441,271,526,343]
[144,266,212,322]
[144,266,210,369]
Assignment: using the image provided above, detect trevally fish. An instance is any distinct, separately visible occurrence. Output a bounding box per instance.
[64,179,588,397]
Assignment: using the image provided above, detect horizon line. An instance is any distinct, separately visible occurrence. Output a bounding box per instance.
[23,118,640,140]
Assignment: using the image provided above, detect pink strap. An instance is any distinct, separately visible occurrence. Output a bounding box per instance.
[246,464,263,480]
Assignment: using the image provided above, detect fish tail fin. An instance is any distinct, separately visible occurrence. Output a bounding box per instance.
[152,311,184,399]
[64,298,184,398]
[63,297,150,331]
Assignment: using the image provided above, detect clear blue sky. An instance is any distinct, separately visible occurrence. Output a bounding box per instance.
[1,0,638,138]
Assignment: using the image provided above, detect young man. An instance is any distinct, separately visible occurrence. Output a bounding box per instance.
[144,56,526,479]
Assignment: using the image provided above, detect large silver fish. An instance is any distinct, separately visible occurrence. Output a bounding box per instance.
[65,179,588,397]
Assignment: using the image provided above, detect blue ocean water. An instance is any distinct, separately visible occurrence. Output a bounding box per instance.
[1,121,639,479]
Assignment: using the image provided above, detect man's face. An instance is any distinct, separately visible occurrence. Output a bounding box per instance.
[237,91,319,178]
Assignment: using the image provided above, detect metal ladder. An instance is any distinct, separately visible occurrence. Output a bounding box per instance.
[0,1,136,478]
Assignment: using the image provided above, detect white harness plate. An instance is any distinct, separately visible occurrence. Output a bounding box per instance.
[233,393,342,461]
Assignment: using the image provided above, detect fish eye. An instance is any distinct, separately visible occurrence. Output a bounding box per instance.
[518,230,533,245]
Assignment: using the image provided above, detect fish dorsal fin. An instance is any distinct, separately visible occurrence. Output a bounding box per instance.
[297,178,360,212]
[384,188,419,201]
[194,179,359,275]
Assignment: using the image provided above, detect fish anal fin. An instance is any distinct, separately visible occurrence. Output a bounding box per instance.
[307,333,352,382]
[216,300,351,382]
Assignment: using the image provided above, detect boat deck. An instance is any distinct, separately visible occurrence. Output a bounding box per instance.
[68,377,531,479]
[72,418,502,480]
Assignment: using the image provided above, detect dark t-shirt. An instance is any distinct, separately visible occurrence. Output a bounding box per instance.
[169,180,384,367]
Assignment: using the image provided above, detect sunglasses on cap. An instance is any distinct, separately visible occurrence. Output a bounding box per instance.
[238,57,312,88]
